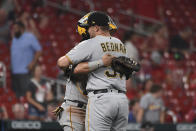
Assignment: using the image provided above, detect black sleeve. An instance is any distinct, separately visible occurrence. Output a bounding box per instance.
[27,82,36,93]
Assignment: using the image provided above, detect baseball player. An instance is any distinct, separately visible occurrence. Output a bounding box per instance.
[57,11,129,131]
[56,56,112,131]
[55,12,117,131]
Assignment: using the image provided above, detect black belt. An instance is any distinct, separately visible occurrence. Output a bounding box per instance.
[64,99,86,108]
[88,89,126,95]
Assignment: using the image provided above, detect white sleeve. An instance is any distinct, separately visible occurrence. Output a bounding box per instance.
[66,40,92,64]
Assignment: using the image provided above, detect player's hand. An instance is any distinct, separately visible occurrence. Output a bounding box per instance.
[102,54,115,66]
[37,104,45,112]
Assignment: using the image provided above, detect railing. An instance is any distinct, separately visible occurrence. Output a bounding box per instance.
[42,76,66,101]
[44,0,151,36]
[119,10,162,25]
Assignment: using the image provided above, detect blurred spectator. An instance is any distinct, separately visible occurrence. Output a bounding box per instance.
[17,12,41,39]
[0,0,15,14]
[142,24,169,53]
[11,21,42,98]
[12,103,25,120]
[0,9,11,44]
[123,30,140,98]
[123,31,139,60]
[137,84,165,124]
[170,27,193,53]
[128,99,140,123]
[26,64,53,121]
[0,105,8,120]
[139,79,153,97]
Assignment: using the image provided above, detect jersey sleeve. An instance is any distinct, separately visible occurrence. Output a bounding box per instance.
[27,82,35,93]
[30,34,42,51]
[66,40,92,64]
[140,95,149,109]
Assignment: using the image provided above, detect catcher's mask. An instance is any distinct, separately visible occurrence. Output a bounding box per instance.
[77,11,117,40]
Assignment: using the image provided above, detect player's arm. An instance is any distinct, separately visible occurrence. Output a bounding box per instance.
[73,54,114,74]
[57,41,92,71]
[26,91,45,111]
[136,107,144,123]
[137,96,148,123]
[160,111,165,124]
[160,100,165,124]
[57,55,72,69]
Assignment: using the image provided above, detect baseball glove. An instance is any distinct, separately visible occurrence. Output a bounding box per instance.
[111,56,140,80]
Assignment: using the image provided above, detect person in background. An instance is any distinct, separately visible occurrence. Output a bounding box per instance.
[11,21,42,98]
[18,12,41,39]
[123,31,139,60]
[128,99,140,123]
[139,79,153,98]
[123,31,140,99]
[12,103,25,120]
[170,27,192,53]
[0,9,11,44]
[137,84,165,124]
[0,105,8,120]
[142,24,169,53]
[26,64,53,121]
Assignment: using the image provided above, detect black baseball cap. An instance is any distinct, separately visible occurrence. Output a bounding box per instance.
[87,11,109,27]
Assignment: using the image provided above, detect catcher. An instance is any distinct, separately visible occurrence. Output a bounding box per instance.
[57,11,140,131]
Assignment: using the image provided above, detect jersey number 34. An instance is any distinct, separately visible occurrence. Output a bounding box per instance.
[104,70,123,79]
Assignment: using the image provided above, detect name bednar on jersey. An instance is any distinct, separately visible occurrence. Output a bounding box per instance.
[66,35,127,92]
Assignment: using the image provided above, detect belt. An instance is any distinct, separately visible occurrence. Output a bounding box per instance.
[64,99,87,109]
[88,89,126,95]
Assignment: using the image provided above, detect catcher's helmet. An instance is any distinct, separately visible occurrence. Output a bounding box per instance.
[77,11,117,39]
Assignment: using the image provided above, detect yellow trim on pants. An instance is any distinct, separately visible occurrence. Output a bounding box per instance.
[88,100,90,131]
[69,106,74,131]
[76,82,88,98]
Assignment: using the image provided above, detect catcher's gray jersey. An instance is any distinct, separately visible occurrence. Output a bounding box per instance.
[66,35,127,92]
[64,79,88,104]
[59,77,87,130]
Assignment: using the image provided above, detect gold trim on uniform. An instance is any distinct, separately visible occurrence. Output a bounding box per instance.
[65,55,73,64]
[69,106,74,131]
[76,83,88,98]
[88,100,90,131]
[104,70,118,78]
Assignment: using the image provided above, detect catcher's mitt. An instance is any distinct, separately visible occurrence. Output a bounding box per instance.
[111,56,140,80]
